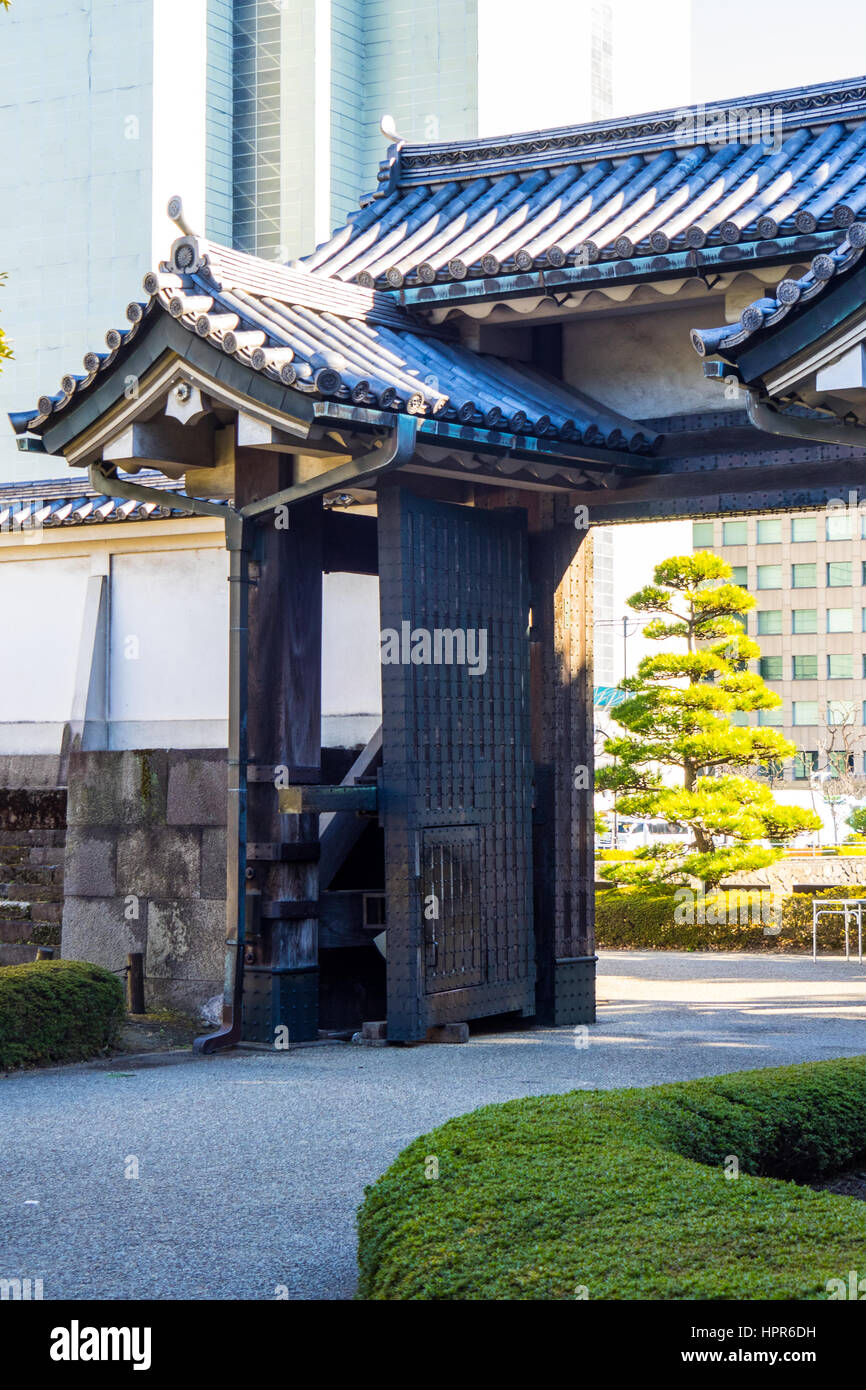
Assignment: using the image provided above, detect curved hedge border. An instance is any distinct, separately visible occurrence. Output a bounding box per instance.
[357,1057,866,1299]
[0,960,125,1069]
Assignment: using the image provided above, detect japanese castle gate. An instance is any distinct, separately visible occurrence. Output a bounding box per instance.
[13,76,866,1046]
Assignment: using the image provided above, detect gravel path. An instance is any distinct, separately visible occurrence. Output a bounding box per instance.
[2,950,865,1301]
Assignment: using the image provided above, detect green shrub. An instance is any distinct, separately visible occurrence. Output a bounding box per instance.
[0,959,125,1069]
[595,884,866,952]
[357,1057,866,1300]
[595,886,772,950]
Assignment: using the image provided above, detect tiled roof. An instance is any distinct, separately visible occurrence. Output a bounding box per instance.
[15,239,659,456]
[0,471,226,529]
[302,77,866,290]
[690,221,866,359]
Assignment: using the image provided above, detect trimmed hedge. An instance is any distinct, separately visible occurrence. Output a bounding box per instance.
[357,1057,866,1299]
[595,884,866,951]
[0,960,125,1069]
[595,886,771,950]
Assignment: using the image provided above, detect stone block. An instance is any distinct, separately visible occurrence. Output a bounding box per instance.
[66,751,168,828]
[361,1020,387,1040]
[0,755,63,792]
[116,828,200,900]
[61,828,117,898]
[145,976,223,1018]
[200,827,227,899]
[0,943,40,966]
[30,900,62,925]
[166,753,227,827]
[425,1022,469,1044]
[146,899,225,981]
[62,897,146,974]
[0,920,30,942]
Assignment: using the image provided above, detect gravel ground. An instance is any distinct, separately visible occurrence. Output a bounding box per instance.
[2,950,865,1301]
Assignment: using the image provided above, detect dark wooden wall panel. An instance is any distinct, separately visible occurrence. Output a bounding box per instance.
[378,485,534,1041]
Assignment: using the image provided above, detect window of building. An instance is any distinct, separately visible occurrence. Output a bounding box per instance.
[730,710,749,727]
[827,607,853,632]
[793,751,818,779]
[759,655,783,680]
[756,609,782,635]
[827,561,852,587]
[756,758,785,779]
[792,564,816,588]
[757,565,782,590]
[792,654,817,679]
[723,520,747,546]
[758,707,784,727]
[828,653,854,678]
[828,700,856,726]
[730,566,748,587]
[756,519,782,544]
[692,521,714,548]
[792,516,817,542]
[793,701,819,725]
[828,752,855,776]
[826,511,854,541]
[792,608,817,633]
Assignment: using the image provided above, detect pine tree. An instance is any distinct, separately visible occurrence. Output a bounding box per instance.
[596,552,820,886]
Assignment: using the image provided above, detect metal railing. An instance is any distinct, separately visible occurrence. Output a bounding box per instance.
[812,899,865,963]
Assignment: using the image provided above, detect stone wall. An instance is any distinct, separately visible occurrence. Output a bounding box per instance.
[62,750,227,1015]
[725,858,866,893]
[0,785,66,965]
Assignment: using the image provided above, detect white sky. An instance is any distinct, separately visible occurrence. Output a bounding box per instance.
[478,0,866,135]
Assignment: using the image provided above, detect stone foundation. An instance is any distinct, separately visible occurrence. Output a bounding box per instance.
[725,858,866,894]
[62,750,227,1016]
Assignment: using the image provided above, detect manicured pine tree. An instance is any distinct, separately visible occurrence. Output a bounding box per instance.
[596,552,820,886]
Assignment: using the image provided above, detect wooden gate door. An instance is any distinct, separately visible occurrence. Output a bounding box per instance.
[378,486,535,1041]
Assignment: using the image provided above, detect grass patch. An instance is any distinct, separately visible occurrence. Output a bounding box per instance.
[357,1057,866,1299]
[0,959,124,1069]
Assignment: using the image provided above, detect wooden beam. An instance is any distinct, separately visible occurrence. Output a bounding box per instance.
[318,726,383,888]
[236,452,323,1037]
[528,495,595,1024]
[101,418,214,473]
[278,784,378,814]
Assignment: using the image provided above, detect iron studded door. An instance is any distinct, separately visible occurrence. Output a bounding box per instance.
[378,486,534,1040]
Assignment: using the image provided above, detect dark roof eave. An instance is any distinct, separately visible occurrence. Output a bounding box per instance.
[37,314,316,460]
[311,401,655,470]
[397,230,845,309]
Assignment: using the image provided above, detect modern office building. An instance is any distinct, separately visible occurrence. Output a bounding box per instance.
[692,511,866,787]
[1,0,673,486]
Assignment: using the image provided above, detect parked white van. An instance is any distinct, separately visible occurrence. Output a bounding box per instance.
[596,817,692,851]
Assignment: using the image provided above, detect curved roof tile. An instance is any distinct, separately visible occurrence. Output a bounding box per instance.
[12,238,658,458]
[690,221,866,359]
[302,77,866,290]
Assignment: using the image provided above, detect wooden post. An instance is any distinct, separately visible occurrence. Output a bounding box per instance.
[234,452,323,1039]
[126,952,145,1013]
[529,493,595,1024]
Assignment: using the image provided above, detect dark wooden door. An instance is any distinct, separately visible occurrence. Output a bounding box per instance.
[378,486,534,1040]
